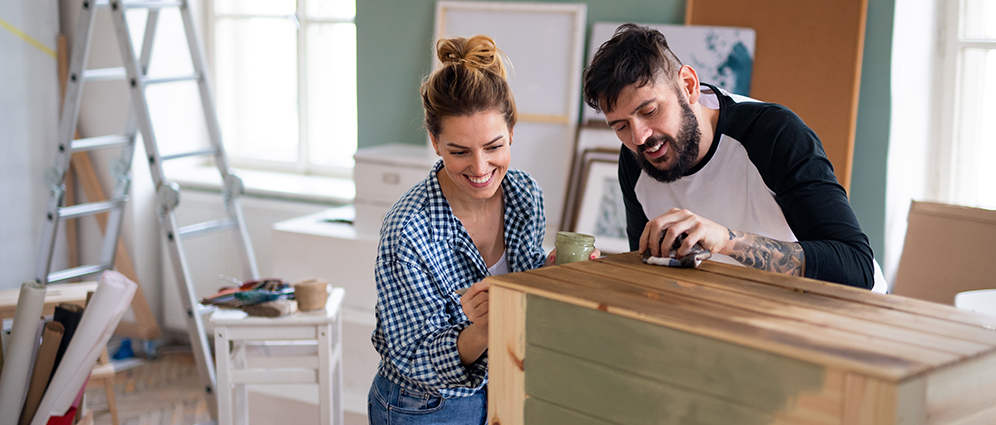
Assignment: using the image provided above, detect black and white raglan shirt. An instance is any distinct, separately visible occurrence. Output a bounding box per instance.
[619,84,875,289]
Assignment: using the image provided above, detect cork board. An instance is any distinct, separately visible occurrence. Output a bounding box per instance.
[686,0,868,192]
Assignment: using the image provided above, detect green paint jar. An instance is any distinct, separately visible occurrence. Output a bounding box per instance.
[555,231,596,265]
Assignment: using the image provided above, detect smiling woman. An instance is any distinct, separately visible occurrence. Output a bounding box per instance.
[366,35,554,425]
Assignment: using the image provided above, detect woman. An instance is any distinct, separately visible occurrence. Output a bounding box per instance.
[367,35,594,424]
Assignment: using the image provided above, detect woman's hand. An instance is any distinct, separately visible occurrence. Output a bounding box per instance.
[457,280,489,365]
[544,248,602,267]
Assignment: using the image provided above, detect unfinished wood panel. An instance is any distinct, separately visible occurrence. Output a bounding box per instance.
[925,353,996,424]
[893,201,996,305]
[524,399,615,425]
[526,295,843,424]
[686,0,868,191]
[488,286,526,425]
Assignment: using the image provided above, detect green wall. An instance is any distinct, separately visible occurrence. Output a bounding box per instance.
[356,0,890,260]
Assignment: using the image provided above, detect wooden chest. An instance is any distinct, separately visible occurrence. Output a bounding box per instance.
[485,252,996,425]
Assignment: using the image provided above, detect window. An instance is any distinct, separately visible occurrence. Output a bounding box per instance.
[207,0,357,178]
[937,0,996,209]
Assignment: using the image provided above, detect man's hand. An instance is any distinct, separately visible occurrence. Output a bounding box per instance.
[640,208,805,276]
[640,208,733,258]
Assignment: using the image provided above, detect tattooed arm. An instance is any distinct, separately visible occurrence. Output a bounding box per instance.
[640,208,806,276]
[725,228,805,276]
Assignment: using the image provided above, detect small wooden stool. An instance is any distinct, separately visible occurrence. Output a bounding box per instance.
[210,288,344,425]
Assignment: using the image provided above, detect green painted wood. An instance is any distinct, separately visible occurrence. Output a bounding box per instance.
[524,398,616,425]
[525,295,828,420]
[525,345,778,425]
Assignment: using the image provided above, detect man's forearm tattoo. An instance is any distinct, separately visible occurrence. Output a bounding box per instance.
[726,229,805,276]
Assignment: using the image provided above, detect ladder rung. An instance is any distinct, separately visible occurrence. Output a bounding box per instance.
[48,263,110,283]
[96,0,182,10]
[59,199,125,219]
[83,67,127,82]
[143,74,200,85]
[123,1,182,9]
[179,218,237,239]
[161,147,218,161]
[70,135,131,152]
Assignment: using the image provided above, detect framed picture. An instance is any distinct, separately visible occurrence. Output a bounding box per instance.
[572,153,631,254]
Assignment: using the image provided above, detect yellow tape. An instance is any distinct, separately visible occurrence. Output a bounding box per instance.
[0,16,57,59]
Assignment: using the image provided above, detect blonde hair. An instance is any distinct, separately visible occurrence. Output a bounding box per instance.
[421,35,517,137]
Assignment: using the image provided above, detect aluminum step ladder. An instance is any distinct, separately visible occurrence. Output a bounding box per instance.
[36,1,260,421]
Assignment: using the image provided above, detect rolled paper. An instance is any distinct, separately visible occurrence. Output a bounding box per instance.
[19,321,65,425]
[29,272,136,425]
[0,281,46,421]
[294,278,330,311]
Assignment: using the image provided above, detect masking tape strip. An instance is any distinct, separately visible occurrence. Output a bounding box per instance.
[0,16,57,59]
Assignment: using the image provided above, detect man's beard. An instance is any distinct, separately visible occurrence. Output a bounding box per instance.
[635,98,702,183]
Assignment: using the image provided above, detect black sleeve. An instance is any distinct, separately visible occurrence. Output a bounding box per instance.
[618,149,649,252]
[736,105,875,289]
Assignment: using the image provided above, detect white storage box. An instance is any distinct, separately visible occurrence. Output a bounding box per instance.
[353,144,438,234]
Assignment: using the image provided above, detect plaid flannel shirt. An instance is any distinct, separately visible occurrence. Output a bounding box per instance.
[371,160,546,398]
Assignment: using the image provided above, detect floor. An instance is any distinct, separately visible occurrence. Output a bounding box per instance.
[83,348,367,425]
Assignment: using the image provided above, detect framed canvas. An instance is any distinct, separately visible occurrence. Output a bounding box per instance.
[573,153,630,254]
[434,1,587,235]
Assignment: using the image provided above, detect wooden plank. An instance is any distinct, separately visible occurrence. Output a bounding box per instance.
[0,282,97,320]
[533,265,990,357]
[488,286,526,425]
[586,256,996,347]
[524,398,617,425]
[525,345,779,425]
[488,265,951,381]
[601,252,996,329]
[526,295,843,424]
[925,352,996,424]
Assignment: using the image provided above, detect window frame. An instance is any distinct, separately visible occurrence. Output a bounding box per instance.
[934,0,996,203]
[203,0,356,179]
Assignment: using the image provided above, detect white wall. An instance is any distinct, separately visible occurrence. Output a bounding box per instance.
[884,0,942,284]
[0,2,63,291]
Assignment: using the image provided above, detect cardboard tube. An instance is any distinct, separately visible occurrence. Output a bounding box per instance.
[294,279,330,312]
[19,321,65,425]
[0,282,46,421]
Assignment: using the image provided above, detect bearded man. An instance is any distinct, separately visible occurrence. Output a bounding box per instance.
[583,24,878,289]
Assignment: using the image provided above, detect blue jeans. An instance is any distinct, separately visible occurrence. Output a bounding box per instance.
[367,374,486,425]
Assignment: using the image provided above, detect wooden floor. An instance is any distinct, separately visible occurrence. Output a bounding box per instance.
[83,349,368,425]
[84,351,211,425]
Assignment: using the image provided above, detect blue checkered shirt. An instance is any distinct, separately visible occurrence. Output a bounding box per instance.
[371,160,547,398]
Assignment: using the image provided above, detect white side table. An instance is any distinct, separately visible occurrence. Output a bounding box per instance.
[210,288,345,425]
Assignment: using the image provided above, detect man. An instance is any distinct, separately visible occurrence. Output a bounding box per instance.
[583,24,875,288]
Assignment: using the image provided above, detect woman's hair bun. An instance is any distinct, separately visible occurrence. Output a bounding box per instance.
[435,35,508,79]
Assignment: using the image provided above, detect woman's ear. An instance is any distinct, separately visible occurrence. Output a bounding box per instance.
[429,132,441,156]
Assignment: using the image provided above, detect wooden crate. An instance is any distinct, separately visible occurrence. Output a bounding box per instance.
[486,252,996,425]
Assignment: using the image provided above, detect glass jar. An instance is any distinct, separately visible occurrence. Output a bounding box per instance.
[555,231,596,265]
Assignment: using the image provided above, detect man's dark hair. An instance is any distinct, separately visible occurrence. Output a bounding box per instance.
[583,24,684,114]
